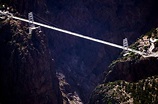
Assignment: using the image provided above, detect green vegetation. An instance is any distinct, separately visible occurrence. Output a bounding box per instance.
[90,76,158,104]
[90,28,158,104]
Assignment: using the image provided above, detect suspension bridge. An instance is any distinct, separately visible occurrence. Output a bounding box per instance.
[0,10,148,56]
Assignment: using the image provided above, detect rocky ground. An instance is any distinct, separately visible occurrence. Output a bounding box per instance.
[0,16,62,104]
[57,72,83,104]
[1,0,158,103]
[90,76,158,104]
[89,28,158,104]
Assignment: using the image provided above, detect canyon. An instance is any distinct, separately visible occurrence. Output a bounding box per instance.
[0,0,158,103]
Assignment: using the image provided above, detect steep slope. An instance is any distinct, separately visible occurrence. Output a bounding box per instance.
[104,28,158,83]
[46,1,158,102]
[104,56,158,83]
[90,76,158,104]
[4,0,158,103]
[89,28,158,104]
[0,16,62,103]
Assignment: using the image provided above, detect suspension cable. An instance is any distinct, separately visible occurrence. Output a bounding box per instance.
[0,11,145,56]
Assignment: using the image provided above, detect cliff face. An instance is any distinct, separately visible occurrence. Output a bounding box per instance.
[0,18,62,104]
[89,57,158,103]
[3,0,158,103]
[90,76,158,104]
[104,28,158,83]
[89,28,158,103]
[104,57,158,83]
[45,0,158,102]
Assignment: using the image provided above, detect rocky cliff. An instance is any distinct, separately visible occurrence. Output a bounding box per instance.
[1,0,158,103]
[44,0,158,102]
[0,15,62,104]
[90,76,158,104]
[89,28,158,103]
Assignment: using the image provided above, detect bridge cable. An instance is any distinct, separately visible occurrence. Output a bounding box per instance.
[0,11,145,56]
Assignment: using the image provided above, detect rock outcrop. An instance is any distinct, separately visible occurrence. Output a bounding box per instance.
[89,28,158,104]
[104,28,158,83]
[45,0,158,102]
[0,18,62,104]
[2,0,158,103]
[104,57,158,83]
[89,76,158,104]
